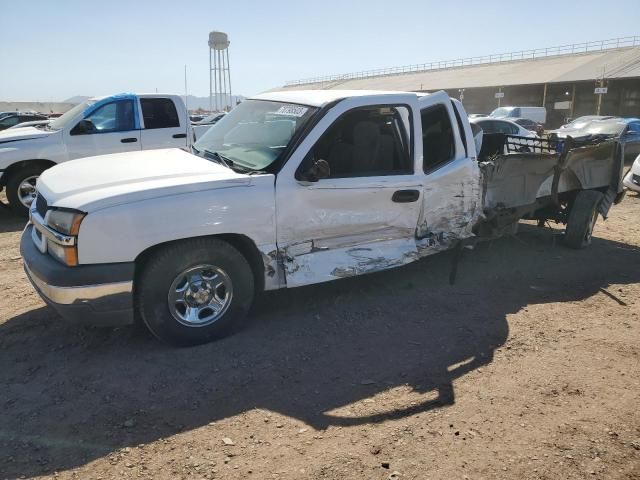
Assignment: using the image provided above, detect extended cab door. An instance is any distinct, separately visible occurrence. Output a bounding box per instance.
[139,97,189,150]
[275,94,424,287]
[415,92,481,252]
[65,98,142,159]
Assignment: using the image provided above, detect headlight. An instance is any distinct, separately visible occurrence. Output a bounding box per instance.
[47,241,79,266]
[45,208,85,266]
[46,209,86,236]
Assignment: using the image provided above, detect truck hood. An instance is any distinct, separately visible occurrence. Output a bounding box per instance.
[0,126,57,144]
[37,148,253,212]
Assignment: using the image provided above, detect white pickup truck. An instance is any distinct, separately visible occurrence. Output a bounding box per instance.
[20,90,626,346]
[0,93,189,215]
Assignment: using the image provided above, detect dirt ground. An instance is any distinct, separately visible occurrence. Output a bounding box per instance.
[0,193,639,480]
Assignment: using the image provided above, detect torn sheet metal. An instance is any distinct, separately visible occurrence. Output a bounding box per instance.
[480,140,618,211]
[257,244,283,291]
[282,236,418,286]
[415,159,482,257]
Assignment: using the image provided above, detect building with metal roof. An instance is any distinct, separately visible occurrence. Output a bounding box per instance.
[275,37,640,127]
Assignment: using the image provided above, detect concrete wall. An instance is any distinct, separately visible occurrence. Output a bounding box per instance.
[440,77,640,128]
[0,101,77,114]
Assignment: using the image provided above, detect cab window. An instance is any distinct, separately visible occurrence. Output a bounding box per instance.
[303,105,412,178]
[422,104,455,172]
[141,98,180,129]
[71,100,135,135]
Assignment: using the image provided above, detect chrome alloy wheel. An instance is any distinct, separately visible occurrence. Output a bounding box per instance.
[167,264,233,327]
[18,175,38,208]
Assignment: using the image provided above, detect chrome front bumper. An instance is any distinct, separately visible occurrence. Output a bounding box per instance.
[21,225,135,325]
[24,263,133,306]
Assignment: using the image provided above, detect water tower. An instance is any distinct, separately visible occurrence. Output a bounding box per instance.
[208,31,232,112]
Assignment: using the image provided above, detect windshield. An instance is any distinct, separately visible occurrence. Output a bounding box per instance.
[48,100,95,130]
[490,107,513,118]
[580,121,626,136]
[193,99,318,172]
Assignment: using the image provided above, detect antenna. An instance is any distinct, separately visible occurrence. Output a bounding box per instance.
[184,64,190,142]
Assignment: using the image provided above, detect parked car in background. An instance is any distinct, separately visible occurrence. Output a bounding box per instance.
[189,114,206,122]
[0,92,190,215]
[193,112,226,126]
[469,113,488,119]
[623,153,640,193]
[192,112,226,140]
[550,117,640,163]
[510,117,542,131]
[7,119,51,130]
[490,106,547,124]
[470,117,537,137]
[0,113,49,131]
[559,115,615,130]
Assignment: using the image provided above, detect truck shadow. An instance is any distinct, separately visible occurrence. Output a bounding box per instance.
[1,225,639,477]
[0,201,27,233]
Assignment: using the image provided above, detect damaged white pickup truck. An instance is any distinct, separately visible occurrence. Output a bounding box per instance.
[21,90,627,346]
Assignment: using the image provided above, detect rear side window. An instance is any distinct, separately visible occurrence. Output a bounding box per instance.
[141,98,180,129]
[0,116,20,127]
[422,104,455,172]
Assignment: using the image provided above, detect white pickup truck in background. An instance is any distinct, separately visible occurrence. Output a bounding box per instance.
[0,93,189,215]
[20,90,626,346]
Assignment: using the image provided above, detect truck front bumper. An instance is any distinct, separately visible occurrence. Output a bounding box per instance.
[21,225,135,325]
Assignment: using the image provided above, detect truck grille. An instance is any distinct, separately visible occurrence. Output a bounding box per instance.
[35,194,48,218]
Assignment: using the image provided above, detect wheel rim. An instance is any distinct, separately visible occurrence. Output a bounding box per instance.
[167,264,233,327]
[18,175,39,208]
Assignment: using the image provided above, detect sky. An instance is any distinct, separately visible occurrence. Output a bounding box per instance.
[1,0,639,101]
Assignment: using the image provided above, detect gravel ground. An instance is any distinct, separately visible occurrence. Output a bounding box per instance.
[0,192,638,480]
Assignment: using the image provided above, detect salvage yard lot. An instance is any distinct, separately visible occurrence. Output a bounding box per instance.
[0,194,639,480]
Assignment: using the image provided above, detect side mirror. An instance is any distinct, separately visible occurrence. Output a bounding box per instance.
[70,119,96,135]
[304,159,331,182]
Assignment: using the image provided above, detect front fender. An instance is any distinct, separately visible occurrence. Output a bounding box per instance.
[77,176,277,267]
[0,135,65,171]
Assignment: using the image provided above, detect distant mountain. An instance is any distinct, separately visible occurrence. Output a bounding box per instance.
[62,94,244,113]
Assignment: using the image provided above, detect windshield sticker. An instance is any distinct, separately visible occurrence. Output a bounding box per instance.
[273,105,308,117]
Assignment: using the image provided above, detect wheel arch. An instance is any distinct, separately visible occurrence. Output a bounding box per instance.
[133,233,267,295]
[1,159,57,187]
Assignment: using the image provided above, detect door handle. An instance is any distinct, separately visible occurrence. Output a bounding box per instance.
[172,133,187,139]
[392,189,420,203]
[120,137,137,143]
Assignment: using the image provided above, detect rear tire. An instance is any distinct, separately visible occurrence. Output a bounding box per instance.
[6,164,49,217]
[135,238,254,347]
[564,190,603,249]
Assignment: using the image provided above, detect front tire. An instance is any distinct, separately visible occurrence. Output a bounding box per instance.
[564,190,603,249]
[6,164,49,217]
[135,238,254,346]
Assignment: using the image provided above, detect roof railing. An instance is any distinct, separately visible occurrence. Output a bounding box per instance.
[284,36,640,87]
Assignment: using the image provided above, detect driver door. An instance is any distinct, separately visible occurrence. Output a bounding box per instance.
[65,99,141,160]
[275,94,424,287]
